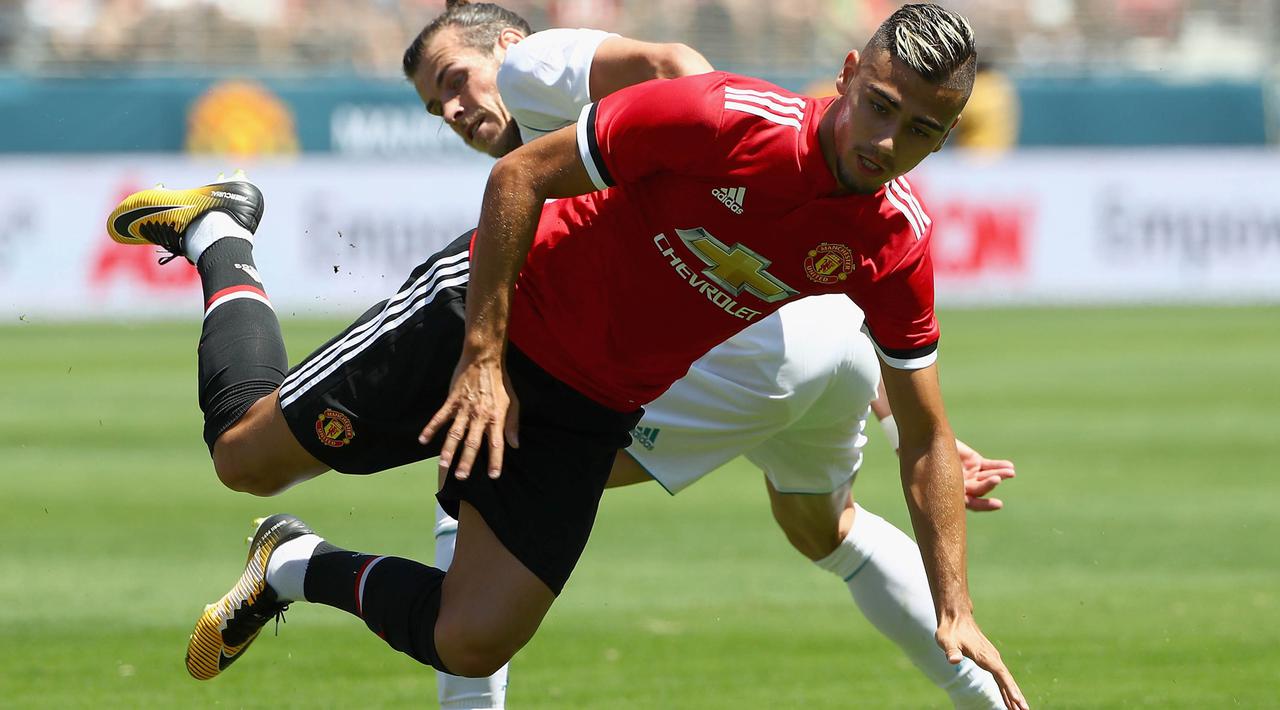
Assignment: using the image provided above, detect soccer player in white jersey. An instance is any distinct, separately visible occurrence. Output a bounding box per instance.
[404,3,1013,708]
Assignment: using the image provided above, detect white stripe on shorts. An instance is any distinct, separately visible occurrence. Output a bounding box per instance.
[278,252,470,409]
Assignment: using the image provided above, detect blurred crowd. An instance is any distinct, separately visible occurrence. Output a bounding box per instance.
[2,0,1276,77]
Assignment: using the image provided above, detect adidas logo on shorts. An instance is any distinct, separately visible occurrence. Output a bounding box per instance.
[632,426,661,450]
[711,187,745,214]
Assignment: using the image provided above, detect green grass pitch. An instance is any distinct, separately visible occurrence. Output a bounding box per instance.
[2,306,1277,708]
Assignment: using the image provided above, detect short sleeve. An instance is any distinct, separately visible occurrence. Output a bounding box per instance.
[497,28,617,144]
[856,220,939,370]
[575,72,726,191]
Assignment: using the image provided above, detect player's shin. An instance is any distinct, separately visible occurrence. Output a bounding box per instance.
[194,213,287,450]
[300,541,455,673]
[815,505,1004,709]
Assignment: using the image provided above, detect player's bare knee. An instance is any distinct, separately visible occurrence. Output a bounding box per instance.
[771,504,844,560]
[766,484,850,561]
[779,522,843,561]
[211,433,286,496]
[212,455,279,496]
[435,623,516,677]
[443,649,510,679]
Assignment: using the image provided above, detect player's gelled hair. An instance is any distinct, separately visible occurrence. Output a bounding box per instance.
[402,1,533,79]
[867,3,977,90]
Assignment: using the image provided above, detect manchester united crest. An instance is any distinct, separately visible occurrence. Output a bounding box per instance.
[804,242,854,284]
[315,408,355,447]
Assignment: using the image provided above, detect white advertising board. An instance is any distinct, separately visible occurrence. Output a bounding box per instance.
[0,150,1276,321]
[915,149,1280,304]
[0,157,492,319]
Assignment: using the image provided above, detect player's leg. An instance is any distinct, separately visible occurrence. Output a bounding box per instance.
[763,477,851,558]
[187,243,637,681]
[425,304,820,708]
[429,448,656,709]
[194,404,626,681]
[746,313,1004,708]
[211,392,328,494]
[427,343,639,672]
[190,503,553,680]
[272,232,572,675]
[761,476,1003,709]
[432,503,510,708]
[107,175,324,494]
[605,450,663,487]
[435,502,557,674]
[300,500,554,677]
[185,232,482,679]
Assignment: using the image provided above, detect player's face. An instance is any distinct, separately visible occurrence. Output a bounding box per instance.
[824,47,968,194]
[411,26,517,157]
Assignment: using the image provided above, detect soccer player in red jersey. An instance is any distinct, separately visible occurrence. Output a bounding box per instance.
[107,4,1027,708]
[407,5,1013,707]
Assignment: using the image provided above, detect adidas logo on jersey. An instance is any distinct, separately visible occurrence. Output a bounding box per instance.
[632,426,661,450]
[711,187,745,214]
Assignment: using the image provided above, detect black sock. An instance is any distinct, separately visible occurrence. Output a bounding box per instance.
[304,542,453,673]
[196,238,287,450]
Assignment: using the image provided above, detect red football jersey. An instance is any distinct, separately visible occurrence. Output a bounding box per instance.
[503,71,938,411]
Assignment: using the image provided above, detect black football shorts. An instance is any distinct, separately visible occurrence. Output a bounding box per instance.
[279,231,640,593]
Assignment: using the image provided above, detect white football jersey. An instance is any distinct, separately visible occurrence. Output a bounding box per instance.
[497,28,617,145]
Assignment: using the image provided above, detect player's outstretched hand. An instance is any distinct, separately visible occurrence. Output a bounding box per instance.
[956,438,1016,512]
[420,354,521,481]
[937,614,1030,710]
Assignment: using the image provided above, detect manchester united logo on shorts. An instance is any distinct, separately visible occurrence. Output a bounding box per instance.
[315,408,355,447]
[803,243,854,284]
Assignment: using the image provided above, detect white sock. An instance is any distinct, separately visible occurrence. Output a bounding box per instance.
[265,533,323,603]
[813,504,1003,710]
[185,210,253,265]
[434,504,509,709]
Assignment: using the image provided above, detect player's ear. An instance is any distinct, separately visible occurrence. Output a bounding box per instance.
[835,50,859,96]
[934,115,961,153]
[497,27,525,51]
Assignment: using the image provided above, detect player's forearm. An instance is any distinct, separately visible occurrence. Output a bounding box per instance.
[463,158,544,359]
[899,431,972,619]
[880,365,970,612]
[463,126,602,357]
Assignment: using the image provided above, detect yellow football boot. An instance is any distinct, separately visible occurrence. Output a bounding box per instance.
[185,514,313,680]
[106,171,264,263]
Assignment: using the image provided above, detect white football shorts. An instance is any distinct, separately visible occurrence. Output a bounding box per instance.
[627,294,879,495]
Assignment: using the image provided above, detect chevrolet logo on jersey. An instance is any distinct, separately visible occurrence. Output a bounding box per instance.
[676,228,798,304]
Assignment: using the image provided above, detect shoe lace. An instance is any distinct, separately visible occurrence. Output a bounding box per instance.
[140,222,185,264]
[272,606,288,636]
[234,601,289,639]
